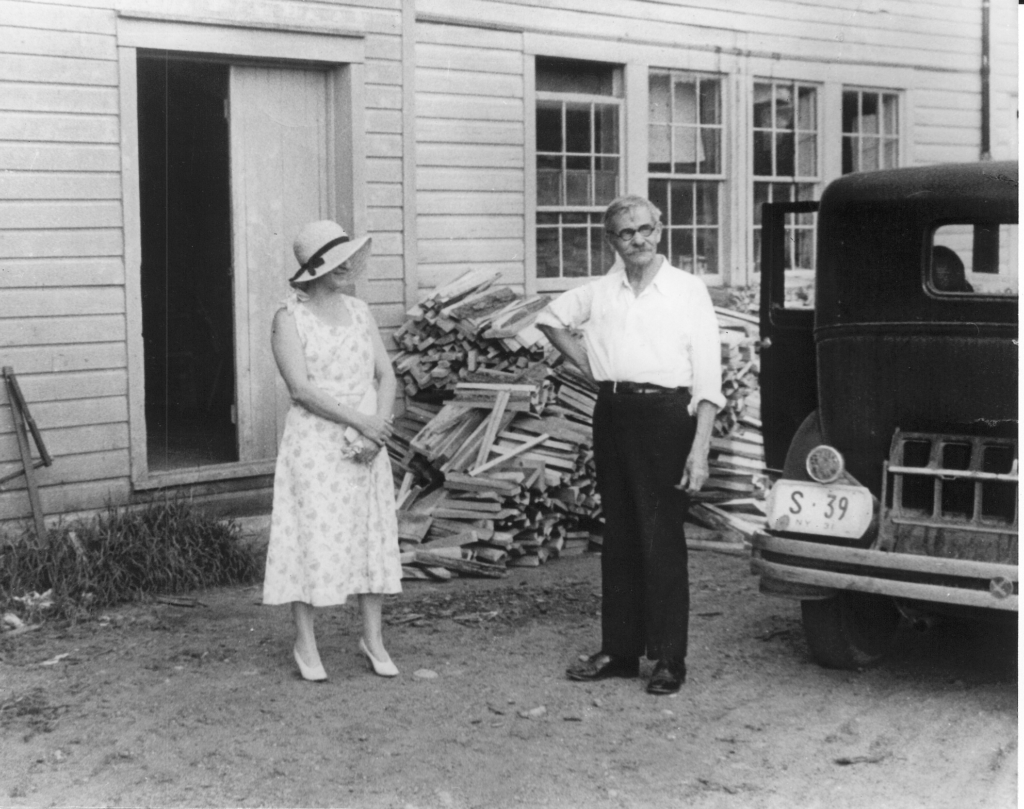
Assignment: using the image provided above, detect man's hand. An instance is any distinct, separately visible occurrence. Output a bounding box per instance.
[677,448,710,494]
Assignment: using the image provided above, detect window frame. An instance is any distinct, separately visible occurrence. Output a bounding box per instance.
[647,69,726,280]
[532,61,625,292]
[841,87,904,175]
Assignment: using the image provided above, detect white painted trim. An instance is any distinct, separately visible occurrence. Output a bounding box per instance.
[132,460,276,491]
[523,52,537,297]
[117,45,148,485]
[117,16,365,64]
[402,0,419,309]
[623,61,648,198]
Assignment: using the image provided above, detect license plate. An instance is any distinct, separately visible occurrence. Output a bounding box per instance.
[766,480,874,539]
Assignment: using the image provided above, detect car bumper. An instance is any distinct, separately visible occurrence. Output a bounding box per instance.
[751,532,1018,612]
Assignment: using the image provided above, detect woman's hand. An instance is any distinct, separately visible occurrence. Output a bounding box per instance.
[356,414,393,445]
[353,441,382,465]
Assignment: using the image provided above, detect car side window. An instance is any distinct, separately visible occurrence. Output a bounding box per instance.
[930,223,1019,296]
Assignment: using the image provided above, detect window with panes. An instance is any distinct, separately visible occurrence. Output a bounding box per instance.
[752,80,819,273]
[535,58,622,281]
[842,89,900,174]
[647,70,723,278]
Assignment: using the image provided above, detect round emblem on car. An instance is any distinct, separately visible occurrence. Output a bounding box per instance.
[806,445,844,484]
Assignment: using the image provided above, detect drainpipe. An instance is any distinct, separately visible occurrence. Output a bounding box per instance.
[980,0,991,160]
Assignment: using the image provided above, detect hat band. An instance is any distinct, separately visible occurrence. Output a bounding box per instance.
[289,235,351,282]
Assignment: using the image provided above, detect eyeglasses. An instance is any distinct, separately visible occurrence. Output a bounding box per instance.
[607,223,659,241]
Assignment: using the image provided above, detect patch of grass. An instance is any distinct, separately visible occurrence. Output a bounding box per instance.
[0,499,262,620]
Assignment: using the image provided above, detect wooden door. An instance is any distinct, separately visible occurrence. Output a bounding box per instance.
[229,65,332,462]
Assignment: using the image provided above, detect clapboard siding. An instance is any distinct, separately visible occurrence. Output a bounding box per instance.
[415,21,526,295]
[1,315,125,347]
[0,53,118,85]
[418,0,980,70]
[2,287,123,318]
[0,24,115,61]
[0,201,122,230]
[0,421,128,465]
[418,262,524,290]
[0,1,114,34]
[0,173,121,199]
[0,396,127,436]
[0,449,129,494]
[0,230,122,258]
[0,478,131,521]
[0,143,120,172]
[0,111,119,142]
[0,257,123,287]
[0,343,126,375]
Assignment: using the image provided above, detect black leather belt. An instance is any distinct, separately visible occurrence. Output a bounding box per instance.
[597,381,686,395]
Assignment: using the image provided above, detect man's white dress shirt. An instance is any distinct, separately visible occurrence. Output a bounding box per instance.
[535,256,726,414]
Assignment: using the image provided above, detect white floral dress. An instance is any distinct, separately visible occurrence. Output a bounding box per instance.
[262,293,402,606]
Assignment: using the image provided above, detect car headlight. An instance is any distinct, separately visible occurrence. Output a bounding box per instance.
[806,445,844,484]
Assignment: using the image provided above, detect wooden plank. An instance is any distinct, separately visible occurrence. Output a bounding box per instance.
[413,550,507,578]
[0,421,128,465]
[416,42,523,75]
[0,315,124,347]
[416,20,522,50]
[367,157,404,183]
[417,167,523,192]
[416,118,525,146]
[0,24,115,61]
[0,229,122,259]
[470,432,549,476]
[0,111,118,143]
[417,215,524,240]
[0,142,119,172]
[0,343,125,375]
[0,201,122,230]
[417,143,524,170]
[367,132,403,158]
[0,478,132,522]
[0,396,127,436]
[0,0,114,35]
[0,81,118,114]
[1,287,123,318]
[13,369,126,403]
[0,53,117,85]
[0,172,121,199]
[419,238,524,265]
[0,257,123,287]
[0,448,128,492]
[419,192,523,216]
[366,82,403,110]
[417,262,524,290]
[415,67,522,99]
[417,93,523,122]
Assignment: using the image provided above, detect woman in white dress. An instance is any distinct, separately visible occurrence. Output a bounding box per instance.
[263,220,402,681]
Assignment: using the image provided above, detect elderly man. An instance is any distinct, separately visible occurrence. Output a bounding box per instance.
[536,195,724,695]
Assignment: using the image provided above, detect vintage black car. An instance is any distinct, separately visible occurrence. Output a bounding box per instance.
[752,160,1018,669]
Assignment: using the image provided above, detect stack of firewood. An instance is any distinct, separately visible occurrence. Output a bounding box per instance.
[384,270,769,581]
[688,307,768,543]
[391,268,554,398]
[385,377,600,580]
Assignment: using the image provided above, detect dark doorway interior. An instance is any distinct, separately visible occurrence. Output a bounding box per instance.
[137,56,237,471]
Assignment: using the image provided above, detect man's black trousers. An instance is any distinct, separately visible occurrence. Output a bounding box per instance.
[592,389,694,669]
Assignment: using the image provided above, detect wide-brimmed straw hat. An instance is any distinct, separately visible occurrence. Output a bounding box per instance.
[289,220,372,285]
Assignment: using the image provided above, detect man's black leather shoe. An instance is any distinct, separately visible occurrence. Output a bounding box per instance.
[566,652,639,681]
[646,661,686,694]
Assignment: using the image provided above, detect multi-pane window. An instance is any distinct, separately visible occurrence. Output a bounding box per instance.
[648,70,723,277]
[536,58,622,280]
[842,89,900,174]
[752,80,819,273]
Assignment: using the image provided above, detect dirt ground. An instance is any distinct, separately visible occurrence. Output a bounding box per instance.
[0,533,1017,809]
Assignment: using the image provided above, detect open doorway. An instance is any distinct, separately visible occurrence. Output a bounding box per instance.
[137,55,238,471]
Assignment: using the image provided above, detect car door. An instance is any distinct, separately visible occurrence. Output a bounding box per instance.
[759,201,819,474]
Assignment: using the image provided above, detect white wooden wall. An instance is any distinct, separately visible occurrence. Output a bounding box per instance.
[415,21,527,294]
[0,0,407,525]
[412,0,1017,295]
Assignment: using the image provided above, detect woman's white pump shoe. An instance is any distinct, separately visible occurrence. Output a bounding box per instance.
[359,638,398,677]
[293,645,328,682]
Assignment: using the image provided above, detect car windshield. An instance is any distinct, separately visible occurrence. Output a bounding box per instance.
[930,223,1019,296]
